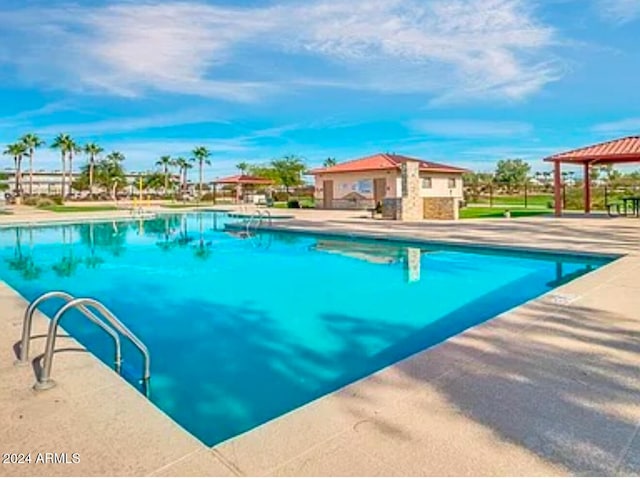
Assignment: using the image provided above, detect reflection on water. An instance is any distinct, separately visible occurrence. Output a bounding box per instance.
[0,212,604,289]
[0,213,231,280]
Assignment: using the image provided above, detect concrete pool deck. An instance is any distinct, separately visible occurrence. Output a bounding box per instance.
[1,206,640,475]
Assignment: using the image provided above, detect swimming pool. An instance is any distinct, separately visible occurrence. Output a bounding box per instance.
[0,213,612,446]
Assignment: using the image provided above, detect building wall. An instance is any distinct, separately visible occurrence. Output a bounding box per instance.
[314,170,399,209]
[418,172,463,199]
[315,170,464,209]
[1,171,152,196]
[423,197,460,220]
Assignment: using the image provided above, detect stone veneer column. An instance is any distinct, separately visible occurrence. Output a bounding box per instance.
[399,160,423,221]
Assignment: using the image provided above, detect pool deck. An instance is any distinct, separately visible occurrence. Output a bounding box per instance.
[1,206,640,475]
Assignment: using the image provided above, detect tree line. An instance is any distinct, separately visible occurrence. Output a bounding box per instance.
[2,133,333,203]
[465,158,640,189]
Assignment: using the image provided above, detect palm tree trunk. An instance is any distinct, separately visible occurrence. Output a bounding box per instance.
[89,156,94,199]
[13,156,19,194]
[164,166,169,193]
[199,160,203,201]
[16,156,22,196]
[29,149,34,196]
[60,152,66,202]
[68,150,74,197]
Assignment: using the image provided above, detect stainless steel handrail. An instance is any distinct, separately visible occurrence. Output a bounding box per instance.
[261,209,272,227]
[32,298,150,396]
[245,209,271,234]
[16,291,122,372]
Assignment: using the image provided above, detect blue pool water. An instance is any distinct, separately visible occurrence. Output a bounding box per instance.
[0,213,611,446]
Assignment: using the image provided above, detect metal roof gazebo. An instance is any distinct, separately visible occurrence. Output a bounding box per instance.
[211,174,274,203]
[544,135,640,217]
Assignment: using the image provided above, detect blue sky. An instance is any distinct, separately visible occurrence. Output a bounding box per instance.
[0,0,639,180]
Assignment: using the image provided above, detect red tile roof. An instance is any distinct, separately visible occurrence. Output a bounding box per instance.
[212,174,273,185]
[308,153,468,175]
[545,136,640,164]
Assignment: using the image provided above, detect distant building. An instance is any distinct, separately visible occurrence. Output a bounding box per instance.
[1,169,179,196]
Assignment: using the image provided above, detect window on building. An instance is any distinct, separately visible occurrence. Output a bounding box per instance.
[421,177,432,188]
[448,177,457,188]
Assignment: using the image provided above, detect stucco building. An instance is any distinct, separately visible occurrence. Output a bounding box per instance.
[309,153,467,220]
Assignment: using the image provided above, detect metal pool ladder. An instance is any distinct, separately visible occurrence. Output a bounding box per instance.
[15,291,151,397]
[245,209,272,234]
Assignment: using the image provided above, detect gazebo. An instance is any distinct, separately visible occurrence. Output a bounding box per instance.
[211,174,274,203]
[544,135,640,217]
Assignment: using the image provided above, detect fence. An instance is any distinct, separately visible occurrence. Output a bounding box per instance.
[463,182,640,211]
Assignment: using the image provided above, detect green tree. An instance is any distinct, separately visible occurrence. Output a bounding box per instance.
[50,133,73,201]
[494,158,531,191]
[142,171,166,192]
[246,164,279,182]
[3,142,27,195]
[323,157,337,168]
[20,133,45,196]
[98,152,127,199]
[270,155,307,193]
[83,142,104,198]
[192,146,211,201]
[155,155,173,193]
[236,161,249,175]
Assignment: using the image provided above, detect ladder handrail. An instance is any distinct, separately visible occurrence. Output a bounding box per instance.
[244,209,272,235]
[34,297,151,395]
[16,291,122,372]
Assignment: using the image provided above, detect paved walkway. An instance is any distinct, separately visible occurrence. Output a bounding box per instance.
[1,206,639,475]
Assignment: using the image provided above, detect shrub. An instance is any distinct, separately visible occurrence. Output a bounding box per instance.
[273,191,289,202]
[36,198,56,208]
[287,199,301,209]
[22,196,39,206]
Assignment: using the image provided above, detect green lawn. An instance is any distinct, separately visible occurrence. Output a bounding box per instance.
[474,193,553,208]
[460,207,551,219]
[160,203,201,209]
[39,205,119,213]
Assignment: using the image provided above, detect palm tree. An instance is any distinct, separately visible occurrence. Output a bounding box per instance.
[236,162,249,175]
[175,157,192,194]
[323,157,337,168]
[50,133,72,201]
[66,137,80,197]
[84,142,104,198]
[20,133,45,196]
[156,155,173,194]
[3,142,28,196]
[103,151,126,199]
[105,151,125,164]
[192,146,211,201]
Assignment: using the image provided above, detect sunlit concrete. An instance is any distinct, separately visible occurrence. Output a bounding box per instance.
[1,205,640,475]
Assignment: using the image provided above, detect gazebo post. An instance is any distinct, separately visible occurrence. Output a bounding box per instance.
[553,160,563,217]
[584,162,591,214]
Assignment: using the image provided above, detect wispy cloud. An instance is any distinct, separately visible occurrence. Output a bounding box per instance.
[408,119,533,138]
[591,118,640,135]
[595,0,640,24]
[37,110,229,137]
[0,0,561,104]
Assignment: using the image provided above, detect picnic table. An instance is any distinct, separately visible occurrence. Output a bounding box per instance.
[622,197,640,217]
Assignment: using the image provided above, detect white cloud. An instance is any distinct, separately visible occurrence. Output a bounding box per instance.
[37,110,229,137]
[0,0,560,104]
[591,118,640,135]
[596,0,640,23]
[408,119,533,137]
